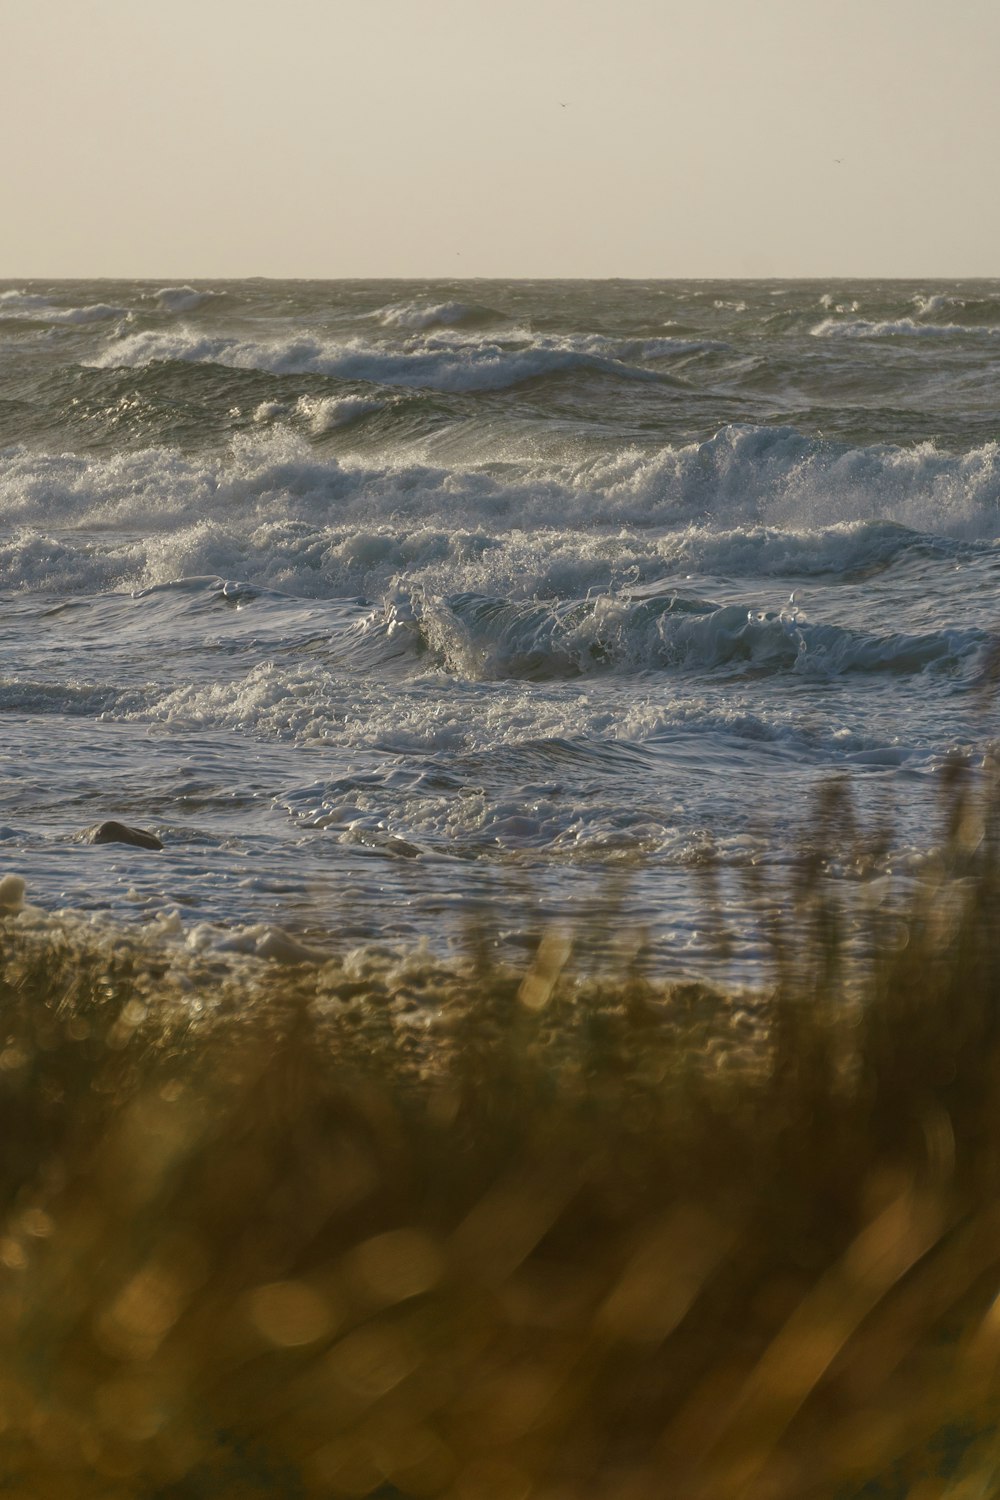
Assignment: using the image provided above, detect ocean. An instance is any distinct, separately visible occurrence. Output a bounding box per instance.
[1,278,997,975]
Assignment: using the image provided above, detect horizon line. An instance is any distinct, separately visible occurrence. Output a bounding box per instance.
[3,272,1000,284]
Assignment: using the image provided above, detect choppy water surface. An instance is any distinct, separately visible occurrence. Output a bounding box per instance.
[2,279,998,972]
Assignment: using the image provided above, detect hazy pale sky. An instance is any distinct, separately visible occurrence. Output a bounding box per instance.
[4,0,999,278]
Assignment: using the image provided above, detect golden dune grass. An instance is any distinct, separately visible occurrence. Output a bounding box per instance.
[0,763,999,1498]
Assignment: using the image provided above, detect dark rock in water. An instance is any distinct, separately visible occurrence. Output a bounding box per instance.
[82,821,163,851]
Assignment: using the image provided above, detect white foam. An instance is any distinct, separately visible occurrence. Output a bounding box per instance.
[52,303,127,325]
[577,425,1000,540]
[376,300,492,330]
[252,401,291,424]
[46,518,924,608]
[154,286,214,314]
[101,588,978,756]
[811,316,974,339]
[912,293,951,318]
[411,590,984,685]
[817,293,860,313]
[251,396,383,432]
[87,327,702,393]
[2,425,999,596]
[0,295,127,324]
[293,395,384,433]
[0,528,145,593]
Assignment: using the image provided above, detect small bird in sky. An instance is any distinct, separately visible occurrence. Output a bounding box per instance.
[833,157,844,164]
[559,101,570,108]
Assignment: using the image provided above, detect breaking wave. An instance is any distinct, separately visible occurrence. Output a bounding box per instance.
[252,395,385,433]
[86,327,703,392]
[153,286,217,314]
[811,316,987,339]
[375,300,504,331]
[2,423,999,597]
[0,292,127,325]
[409,589,986,684]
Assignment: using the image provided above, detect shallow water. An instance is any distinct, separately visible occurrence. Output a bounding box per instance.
[2,278,998,971]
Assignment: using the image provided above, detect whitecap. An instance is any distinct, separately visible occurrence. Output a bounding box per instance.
[86,327,695,393]
[2,425,1000,599]
[810,316,973,339]
[375,300,500,331]
[153,286,215,313]
[0,295,127,325]
[293,394,384,433]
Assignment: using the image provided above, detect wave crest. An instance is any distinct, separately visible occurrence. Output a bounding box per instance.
[375,299,504,331]
[411,590,985,684]
[86,327,701,393]
[811,316,980,339]
[153,286,216,314]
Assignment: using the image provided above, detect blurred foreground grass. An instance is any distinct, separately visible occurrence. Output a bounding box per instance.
[1,765,1000,1498]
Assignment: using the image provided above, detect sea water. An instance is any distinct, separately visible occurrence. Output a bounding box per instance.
[1,279,997,973]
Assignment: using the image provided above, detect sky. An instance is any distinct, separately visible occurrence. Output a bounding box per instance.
[3,0,999,278]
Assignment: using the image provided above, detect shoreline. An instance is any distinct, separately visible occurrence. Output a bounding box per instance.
[1,775,999,1495]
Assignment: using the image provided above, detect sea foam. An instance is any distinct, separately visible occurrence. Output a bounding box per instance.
[0,295,127,325]
[153,286,215,314]
[2,425,999,598]
[375,300,502,331]
[811,316,977,339]
[87,327,701,392]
